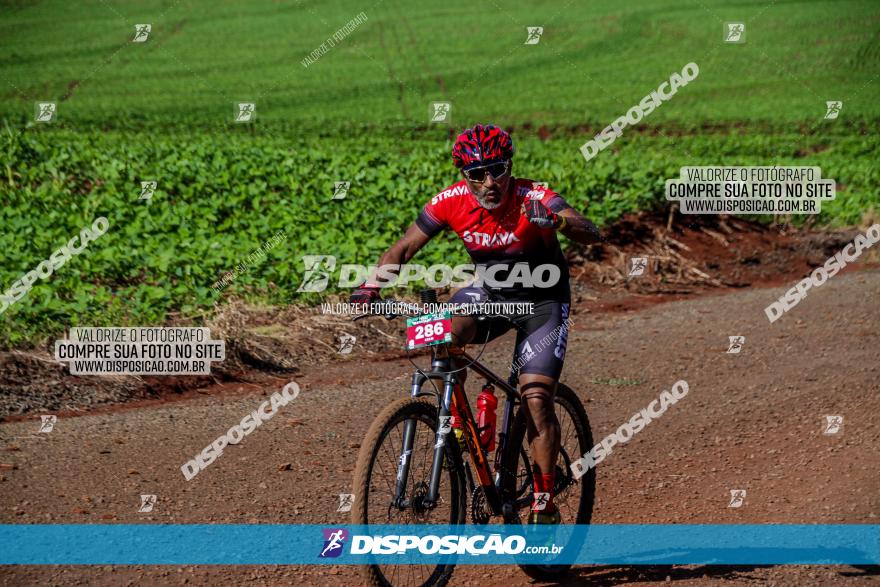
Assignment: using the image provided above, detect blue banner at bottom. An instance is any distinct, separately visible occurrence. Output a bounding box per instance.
[1,524,877,565]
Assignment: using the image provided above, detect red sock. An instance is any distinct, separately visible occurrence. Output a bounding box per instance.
[532,470,556,512]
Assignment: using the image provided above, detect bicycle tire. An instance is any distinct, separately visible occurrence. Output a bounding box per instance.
[351,397,467,587]
[500,382,596,580]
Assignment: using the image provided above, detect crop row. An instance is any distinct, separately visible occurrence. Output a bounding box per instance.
[1,127,877,346]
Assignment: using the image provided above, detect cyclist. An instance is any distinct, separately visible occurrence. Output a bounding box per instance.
[351,124,602,524]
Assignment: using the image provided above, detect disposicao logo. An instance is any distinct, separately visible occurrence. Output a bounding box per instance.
[319,528,349,558]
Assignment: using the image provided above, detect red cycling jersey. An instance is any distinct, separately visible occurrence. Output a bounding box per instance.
[415,177,572,301]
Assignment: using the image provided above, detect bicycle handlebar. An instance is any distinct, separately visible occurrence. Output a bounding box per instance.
[350,295,518,381]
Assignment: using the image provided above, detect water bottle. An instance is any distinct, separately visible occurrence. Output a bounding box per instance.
[476,384,498,451]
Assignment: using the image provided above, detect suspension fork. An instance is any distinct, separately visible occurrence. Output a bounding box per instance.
[424,371,457,506]
[393,355,460,507]
[392,370,431,506]
[393,357,509,512]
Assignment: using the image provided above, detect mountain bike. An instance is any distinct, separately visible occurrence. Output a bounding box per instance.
[350,292,596,587]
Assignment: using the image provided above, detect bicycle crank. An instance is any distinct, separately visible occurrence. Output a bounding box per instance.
[470,486,491,524]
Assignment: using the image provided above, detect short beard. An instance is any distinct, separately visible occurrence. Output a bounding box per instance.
[473,192,503,210]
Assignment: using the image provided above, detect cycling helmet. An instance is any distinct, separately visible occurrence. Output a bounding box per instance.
[451,124,515,168]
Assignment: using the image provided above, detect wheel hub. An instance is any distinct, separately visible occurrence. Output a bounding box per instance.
[410,481,430,515]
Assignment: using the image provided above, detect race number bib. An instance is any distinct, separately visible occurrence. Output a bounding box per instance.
[406,311,452,350]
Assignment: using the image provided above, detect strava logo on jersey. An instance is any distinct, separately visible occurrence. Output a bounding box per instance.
[462,230,519,247]
[431,184,469,205]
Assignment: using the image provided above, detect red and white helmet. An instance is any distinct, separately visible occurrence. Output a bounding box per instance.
[451,124,515,168]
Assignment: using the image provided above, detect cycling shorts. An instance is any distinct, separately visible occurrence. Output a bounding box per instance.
[449,286,570,380]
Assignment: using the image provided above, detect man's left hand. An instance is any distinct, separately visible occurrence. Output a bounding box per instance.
[523,199,563,230]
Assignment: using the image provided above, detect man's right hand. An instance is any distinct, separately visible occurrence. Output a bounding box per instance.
[350,284,381,305]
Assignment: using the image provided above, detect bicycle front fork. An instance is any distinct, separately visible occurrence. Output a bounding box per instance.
[393,371,464,509]
[393,370,510,513]
[390,371,434,508]
[391,371,455,508]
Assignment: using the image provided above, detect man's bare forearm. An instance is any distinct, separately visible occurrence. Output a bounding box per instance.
[365,223,432,286]
[559,211,603,245]
[366,244,411,287]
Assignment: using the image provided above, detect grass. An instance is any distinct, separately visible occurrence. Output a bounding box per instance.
[0,0,878,347]
[2,128,877,348]
[0,1,878,130]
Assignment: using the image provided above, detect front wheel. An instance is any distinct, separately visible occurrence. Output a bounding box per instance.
[351,397,467,587]
[501,382,596,580]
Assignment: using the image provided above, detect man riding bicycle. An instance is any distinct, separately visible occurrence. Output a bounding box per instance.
[351,124,602,524]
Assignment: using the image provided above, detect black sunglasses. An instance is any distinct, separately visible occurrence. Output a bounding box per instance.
[462,160,509,183]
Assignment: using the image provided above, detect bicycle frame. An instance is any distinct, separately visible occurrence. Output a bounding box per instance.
[393,342,523,517]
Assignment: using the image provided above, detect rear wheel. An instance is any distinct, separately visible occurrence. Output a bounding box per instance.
[351,397,467,587]
[501,383,596,580]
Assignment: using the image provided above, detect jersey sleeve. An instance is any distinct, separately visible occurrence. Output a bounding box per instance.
[415,184,465,237]
[415,203,446,237]
[545,192,573,214]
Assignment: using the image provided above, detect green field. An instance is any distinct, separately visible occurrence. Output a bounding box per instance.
[1,0,879,347]
[2,0,879,129]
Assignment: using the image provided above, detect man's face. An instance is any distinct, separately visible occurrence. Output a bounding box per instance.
[463,160,512,210]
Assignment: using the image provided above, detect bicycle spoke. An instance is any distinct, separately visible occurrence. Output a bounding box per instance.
[509,393,590,523]
[376,417,452,586]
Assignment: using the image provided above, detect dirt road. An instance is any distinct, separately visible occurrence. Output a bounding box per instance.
[1,268,878,586]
